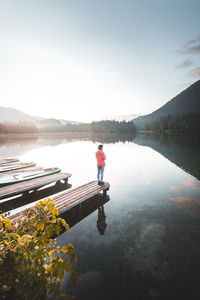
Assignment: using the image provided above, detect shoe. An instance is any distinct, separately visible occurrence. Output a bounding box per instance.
[100,181,104,185]
[98,181,101,185]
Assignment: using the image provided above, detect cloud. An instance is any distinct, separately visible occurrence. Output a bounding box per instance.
[179,35,200,54]
[180,45,200,54]
[183,178,200,188]
[169,196,200,217]
[170,196,191,203]
[189,67,200,78]
[186,35,200,45]
[170,186,184,192]
[176,60,193,69]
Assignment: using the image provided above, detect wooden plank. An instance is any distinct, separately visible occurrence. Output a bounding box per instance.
[45,181,109,214]
[9,181,110,222]
[0,173,71,200]
[60,194,110,229]
[0,183,72,213]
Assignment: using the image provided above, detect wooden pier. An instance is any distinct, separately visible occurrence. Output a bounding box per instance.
[0,172,71,200]
[53,181,110,214]
[9,181,110,222]
[0,159,110,225]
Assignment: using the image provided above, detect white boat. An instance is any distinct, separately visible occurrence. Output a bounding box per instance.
[0,162,36,173]
[0,167,61,186]
[0,158,19,165]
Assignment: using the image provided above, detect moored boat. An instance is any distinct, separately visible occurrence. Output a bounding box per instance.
[0,158,19,165]
[0,167,61,186]
[0,162,36,173]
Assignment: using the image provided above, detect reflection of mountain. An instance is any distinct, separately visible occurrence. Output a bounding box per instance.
[0,133,89,157]
[0,133,137,157]
[0,135,39,157]
[134,133,200,180]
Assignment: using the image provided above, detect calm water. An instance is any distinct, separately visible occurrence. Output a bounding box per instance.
[1,133,200,300]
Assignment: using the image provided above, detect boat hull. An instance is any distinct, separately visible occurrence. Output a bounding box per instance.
[0,158,19,165]
[0,168,61,186]
[0,162,36,173]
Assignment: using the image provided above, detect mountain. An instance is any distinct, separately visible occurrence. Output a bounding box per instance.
[0,106,81,127]
[134,80,200,130]
[59,119,81,125]
[0,106,40,122]
[34,118,62,128]
[35,118,82,128]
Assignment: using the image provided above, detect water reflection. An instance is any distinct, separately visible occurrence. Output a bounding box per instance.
[60,194,110,234]
[91,132,136,144]
[97,205,107,235]
[134,132,200,180]
[169,196,200,217]
[0,133,200,300]
[0,133,89,157]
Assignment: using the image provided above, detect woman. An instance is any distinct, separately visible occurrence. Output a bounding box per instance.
[95,144,106,185]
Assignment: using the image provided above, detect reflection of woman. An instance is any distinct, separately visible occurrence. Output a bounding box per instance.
[97,205,107,235]
[95,144,106,185]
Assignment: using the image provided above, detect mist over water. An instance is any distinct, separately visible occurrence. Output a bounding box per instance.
[1,133,200,300]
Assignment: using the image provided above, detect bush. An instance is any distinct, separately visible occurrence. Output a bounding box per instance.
[0,199,77,300]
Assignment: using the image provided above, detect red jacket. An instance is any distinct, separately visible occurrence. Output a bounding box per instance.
[96,150,106,167]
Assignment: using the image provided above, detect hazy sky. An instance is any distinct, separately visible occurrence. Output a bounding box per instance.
[0,0,200,122]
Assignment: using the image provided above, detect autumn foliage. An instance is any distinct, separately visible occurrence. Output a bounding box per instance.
[0,199,77,300]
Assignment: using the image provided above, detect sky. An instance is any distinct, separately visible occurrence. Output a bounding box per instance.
[0,0,200,122]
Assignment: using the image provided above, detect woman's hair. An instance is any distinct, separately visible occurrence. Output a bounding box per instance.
[98,144,103,150]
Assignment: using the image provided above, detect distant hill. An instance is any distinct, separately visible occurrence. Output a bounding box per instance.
[34,118,62,128]
[0,106,81,128]
[134,80,200,130]
[0,106,40,122]
[59,119,81,125]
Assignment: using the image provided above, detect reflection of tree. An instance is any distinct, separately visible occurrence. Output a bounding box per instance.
[134,132,200,180]
[91,133,136,144]
[97,205,107,235]
[0,135,38,147]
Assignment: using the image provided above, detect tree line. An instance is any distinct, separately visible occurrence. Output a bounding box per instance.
[0,121,38,134]
[91,120,136,133]
[0,120,136,134]
[145,114,200,131]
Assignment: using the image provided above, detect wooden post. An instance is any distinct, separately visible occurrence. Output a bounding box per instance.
[33,188,38,195]
[55,180,62,187]
[103,189,107,196]
[22,191,29,199]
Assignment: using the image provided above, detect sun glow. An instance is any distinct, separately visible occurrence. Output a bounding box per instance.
[1,39,132,122]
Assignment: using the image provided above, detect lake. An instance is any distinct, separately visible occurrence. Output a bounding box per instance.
[1,132,200,300]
